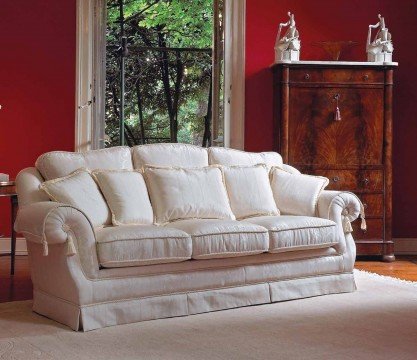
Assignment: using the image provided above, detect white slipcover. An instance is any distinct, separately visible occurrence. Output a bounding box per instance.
[165,219,269,259]
[15,143,360,331]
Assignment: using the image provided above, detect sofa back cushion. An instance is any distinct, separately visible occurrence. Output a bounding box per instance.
[40,169,112,227]
[132,144,208,169]
[144,165,235,224]
[270,167,329,217]
[92,170,153,226]
[222,164,279,219]
[36,147,133,180]
[208,147,283,168]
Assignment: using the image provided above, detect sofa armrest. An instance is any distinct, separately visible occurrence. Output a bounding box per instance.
[317,190,366,233]
[15,201,95,257]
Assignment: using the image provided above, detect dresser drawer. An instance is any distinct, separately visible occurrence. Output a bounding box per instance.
[311,169,383,192]
[288,68,385,84]
[288,86,384,166]
[358,194,384,217]
[352,218,383,240]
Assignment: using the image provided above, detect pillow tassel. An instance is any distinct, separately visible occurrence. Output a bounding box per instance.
[66,233,77,257]
[360,201,367,231]
[341,209,353,233]
[360,214,367,231]
[42,236,49,256]
[342,215,353,233]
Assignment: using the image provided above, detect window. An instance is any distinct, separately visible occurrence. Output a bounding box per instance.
[76,0,245,151]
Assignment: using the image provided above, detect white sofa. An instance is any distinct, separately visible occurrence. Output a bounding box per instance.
[15,144,362,331]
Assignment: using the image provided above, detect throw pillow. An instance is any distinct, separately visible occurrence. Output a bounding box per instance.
[40,169,111,227]
[270,167,329,216]
[144,165,235,224]
[92,170,153,226]
[222,164,279,219]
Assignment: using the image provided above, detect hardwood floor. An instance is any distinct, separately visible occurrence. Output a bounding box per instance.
[0,256,32,303]
[355,255,417,281]
[0,255,416,303]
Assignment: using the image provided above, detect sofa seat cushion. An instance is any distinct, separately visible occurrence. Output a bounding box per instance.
[244,216,337,253]
[96,225,192,268]
[165,219,269,259]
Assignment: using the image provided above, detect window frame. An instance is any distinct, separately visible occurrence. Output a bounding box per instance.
[75,0,245,151]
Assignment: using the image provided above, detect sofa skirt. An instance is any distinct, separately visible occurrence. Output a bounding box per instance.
[33,272,355,331]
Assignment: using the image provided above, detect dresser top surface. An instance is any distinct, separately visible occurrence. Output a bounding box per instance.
[271,60,398,68]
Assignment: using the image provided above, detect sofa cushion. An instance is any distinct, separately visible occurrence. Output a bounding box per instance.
[208,147,283,168]
[96,225,192,268]
[92,170,153,226]
[222,164,279,219]
[36,152,85,180]
[40,169,111,227]
[36,146,133,180]
[132,143,208,169]
[245,215,337,253]
[165,219,269,259]
[83,146,133,172]
[144,165,235,224]
[270,167,329,216]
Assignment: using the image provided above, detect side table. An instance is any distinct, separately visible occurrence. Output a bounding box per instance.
[0,181,18,275]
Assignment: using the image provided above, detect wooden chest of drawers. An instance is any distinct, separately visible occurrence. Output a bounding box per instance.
[272,63,396,261]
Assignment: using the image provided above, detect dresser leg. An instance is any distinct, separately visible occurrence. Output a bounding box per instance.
[382,254,395,263]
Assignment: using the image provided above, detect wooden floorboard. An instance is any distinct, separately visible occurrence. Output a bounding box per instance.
[1,255,416,303]
[355,255,417,281]
[0,256,32,303]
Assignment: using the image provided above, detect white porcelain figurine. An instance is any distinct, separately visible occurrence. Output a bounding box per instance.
[367,14,393,62]
[275,12,300,62]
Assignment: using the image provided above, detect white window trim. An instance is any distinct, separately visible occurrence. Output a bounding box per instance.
[75,0,245,151]
[75,0,94,152]
[224,0,245,150]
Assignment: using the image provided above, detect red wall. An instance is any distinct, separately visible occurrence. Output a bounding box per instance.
[0,0,76,236]
[0,1,415,239]
[245,0,417,238]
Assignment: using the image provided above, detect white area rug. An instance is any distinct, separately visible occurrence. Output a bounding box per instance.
[0,270,416,360]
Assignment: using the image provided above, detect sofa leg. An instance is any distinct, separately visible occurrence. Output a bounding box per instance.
[382,254,396,263]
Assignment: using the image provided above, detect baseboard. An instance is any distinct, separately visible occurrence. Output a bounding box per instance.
[394,238,417,255]
[0,237,27,255]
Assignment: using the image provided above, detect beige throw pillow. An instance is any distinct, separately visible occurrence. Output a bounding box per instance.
[92,170,153,226]
[144,165,235,224]
[222,164,279,219]
[40,169,111,227]
[270,167,329,216]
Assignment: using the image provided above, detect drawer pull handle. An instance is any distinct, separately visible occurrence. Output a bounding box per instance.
[362,178,370,185]
[304,73,310,80]
[332,176,340,183]
[363,203,368,209]
[363,74,369,81]
[333,94,341,121]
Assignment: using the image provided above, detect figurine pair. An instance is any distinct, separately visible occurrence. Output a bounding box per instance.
[274,13,393,63]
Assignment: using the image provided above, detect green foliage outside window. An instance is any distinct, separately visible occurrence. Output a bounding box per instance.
[105,0,215,147]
